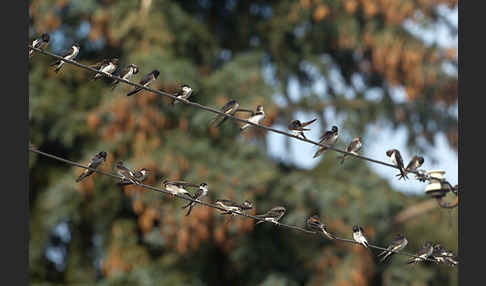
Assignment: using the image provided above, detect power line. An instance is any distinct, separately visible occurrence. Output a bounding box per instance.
[29,147,448,263]
[28,45,442,182]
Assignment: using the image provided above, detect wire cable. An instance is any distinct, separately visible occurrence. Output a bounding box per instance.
[28,46,447,182]
[29,147,448,263]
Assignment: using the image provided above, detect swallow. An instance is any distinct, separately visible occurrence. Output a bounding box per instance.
[255,206,286,225]
[29,32,50,58]
[92,58,119,80]
[161,180,199,198]
[407,241,434,264]
[306,215,335,240]
[431,243,457,265]
[126,70,160,96]
[288,119,317,140]
[75,151,107,182]
[171,84,193,105]
[209,100,240,127]
[444,255,459,267]
[181,183,208,216]
[112,64,139,90]
[386,149,408,180]
[405,155,424,172]
[338,136,363,164]
[215,199,253,216]
[313,126,339,158]
[117,168,150,186]
[115,161,139,185]
[50,43,80,73]
[352,225,369,248]
[239,105,265,131]
[378,233,408,262]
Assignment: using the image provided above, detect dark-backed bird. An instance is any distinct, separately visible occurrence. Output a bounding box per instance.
[386,149,408,180]
[209,100,240,127]
[306,215,335,240]
[29,32,50,58]
[407,241,434,264]
[171,84,193,105]
[313,126,339,158]
[352,225,369,248]
[240,105,265,132]
[215,199,253,216]
[288,118,317,140]
[112,64,139,90]
[50,43,80,73]
[338,136,363,164]
[126,69,160,96]
[181,183,209,216]
[115,161,139,185]
[255,206,286,225]
[378,233,408,262]
[92,58,119,80]
[75,151,107,182]
[117,168,150,186]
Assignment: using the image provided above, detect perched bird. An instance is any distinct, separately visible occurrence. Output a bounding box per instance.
[287,119,317,140]
[209,100,240,127]
[181,183,209,216]
[313,126,339,158]
[126,70,160,96]
[444,255,459,267]
[215,199,253,216]
[29,32,50,58]
[240,105,265,132]
[431,243,457,265]
[115,161,139,185]
[255,206,286,225]
[407,241,434,264]
[162,180,198,198]
[338,136,363,164]
[378,233,408,262]
[386,149,408,180]
[405,155,424,172]
[112,64,139,90]
[306,215,335,240]
[171,84,193,105]
[352,225,369,248]
[50,43,80,73]
[92,58,119,80]
[75,151,107,182]
[117,168,150,186]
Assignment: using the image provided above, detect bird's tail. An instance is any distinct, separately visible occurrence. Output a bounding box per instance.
[240,124,250,132]
[337,155,347,165]
[185,205,194,216]
[397,168,409,180]
[126,88,141,96]
[379,251,393,263]
[313,147,327,158]
[75,170,91,183]
[29,50,34,58]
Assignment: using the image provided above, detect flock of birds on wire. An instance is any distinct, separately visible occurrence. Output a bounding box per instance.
[29,33,458,267]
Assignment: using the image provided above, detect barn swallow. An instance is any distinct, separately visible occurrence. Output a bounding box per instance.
[126,70,160,96]
[115,161,139,185]
[209,100,240,127]
[171,84,193,105]
[407,241,434,264]
[240,105,265,131]
[92,58,119,80]
[386,149,408,180]
[161,180,198,198]
[313,126,339,158]
[50,43,80,73]
[378,233,408,262]
[29,32,50,58]
[287,119,317,140]
[112,64,139,90]
[338,136,363,164]
[181,183,208,216]
[117,168,150,186]
[352,225,369,248]
[215,199,253,215]
[306,215,335,240]
[255,206,286,225]
[75,151,107,182]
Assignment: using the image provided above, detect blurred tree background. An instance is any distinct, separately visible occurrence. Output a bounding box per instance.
[29,0,458,285]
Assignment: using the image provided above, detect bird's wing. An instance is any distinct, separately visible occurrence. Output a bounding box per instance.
[301,118,317,127]
[234,108,255,116]
[167,180,199,188]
